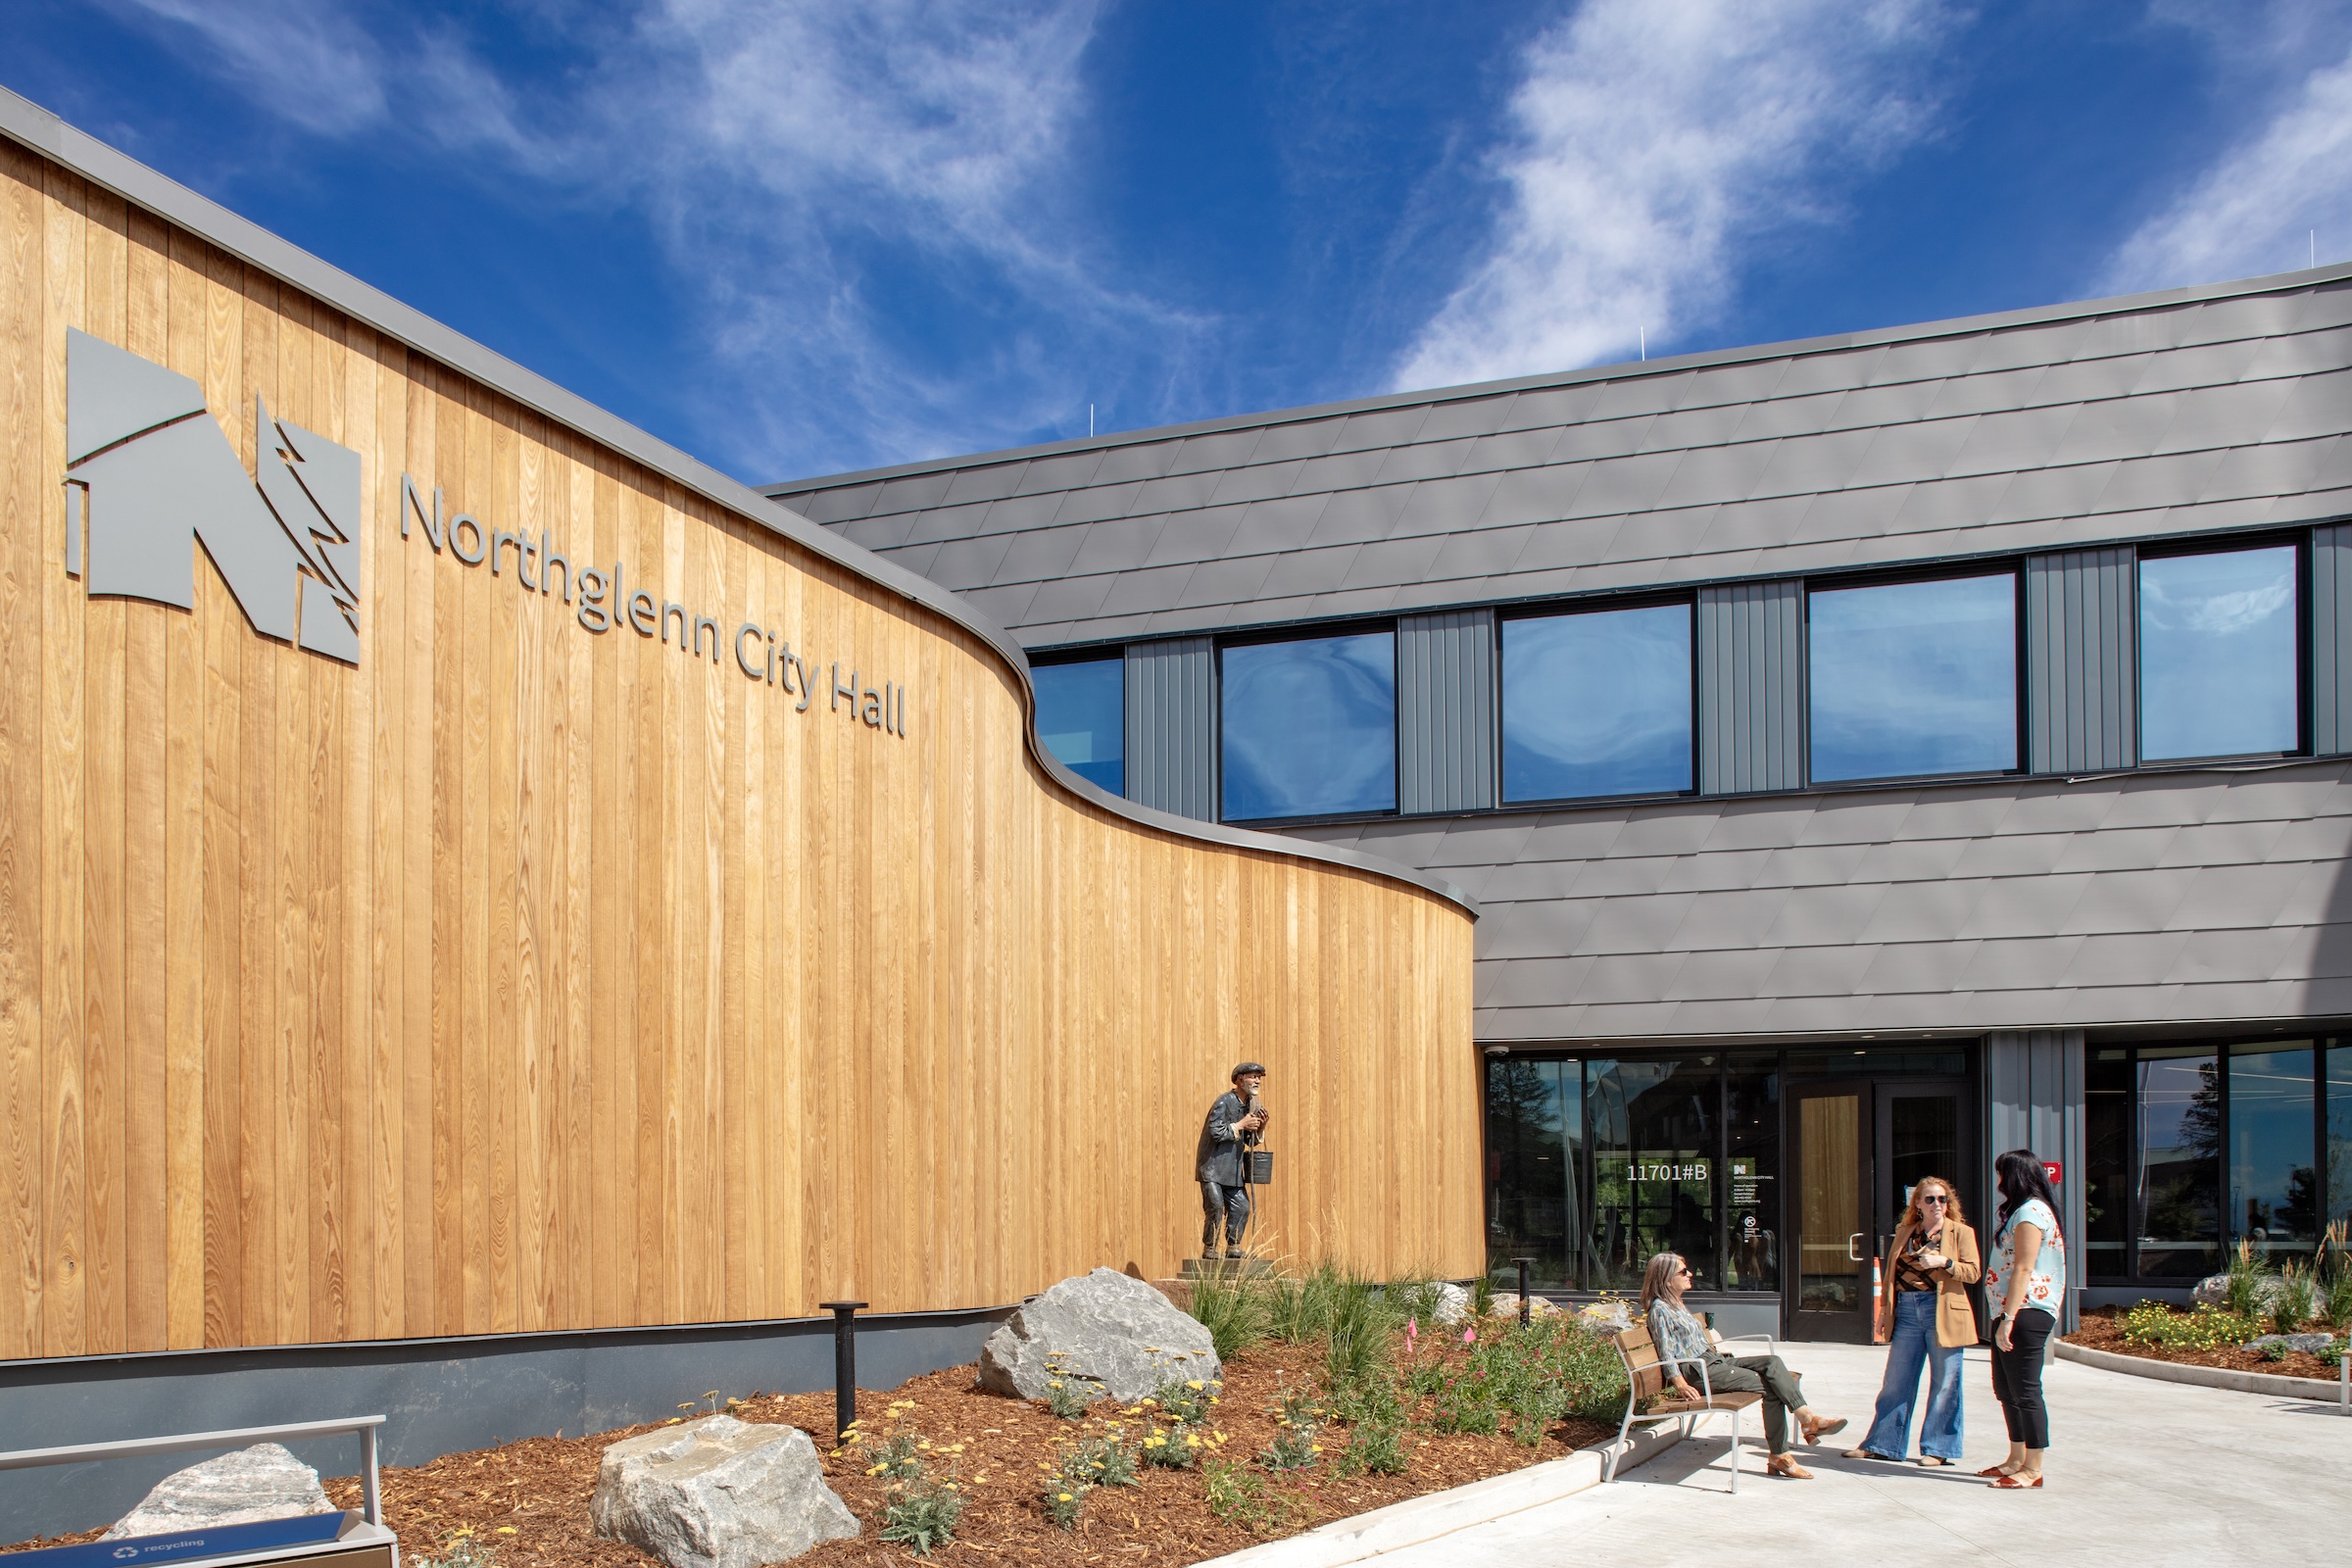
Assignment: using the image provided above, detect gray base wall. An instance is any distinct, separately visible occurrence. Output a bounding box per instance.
[0,1305,1012,1545]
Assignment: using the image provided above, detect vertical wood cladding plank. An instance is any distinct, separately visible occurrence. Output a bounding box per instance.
[39,161,88,1357]
[2025,547,2136,773]
[0,146,44,1361]
[0,153,1481,1359]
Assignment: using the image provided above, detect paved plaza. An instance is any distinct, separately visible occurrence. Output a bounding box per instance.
[1372,1342,2350,1567]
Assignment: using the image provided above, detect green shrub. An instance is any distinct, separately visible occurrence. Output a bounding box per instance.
[879,1477,964,1556]
[1039,1355,1102,1419]
[2273,1261,2319,1335]
[2327,1264,2352,1331]
[1204,1458,1309,1535]
[1257,1385,1322,1471]
[1187,1273,1269,1360]
[2224,1240,2272,1321]
[1068,1432,1139,1489]
[1151,1374,1219,1424]
[1140,1421,1205,1469]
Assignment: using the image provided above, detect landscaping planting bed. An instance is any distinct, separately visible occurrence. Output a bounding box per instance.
[2065,1305,2343,1381]
[4,1333,1617,1566]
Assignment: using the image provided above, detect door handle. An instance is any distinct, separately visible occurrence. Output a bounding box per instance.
[1847,1233,1865,1262]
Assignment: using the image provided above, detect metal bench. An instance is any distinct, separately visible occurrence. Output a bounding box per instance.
[1607,1324,1771,1492]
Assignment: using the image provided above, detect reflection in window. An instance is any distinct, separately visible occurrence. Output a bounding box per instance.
[1809,573,2017,782]
[1723,1056,1780,1294]
[1501,605,1692,802]
[2085,1051,2132,1280]
[2135,1047,2221,1279]
[2230,1043,2317,1258]
[1220,632,1396,820]
[2140,545,2299,760]
[1485,1058,1582,1291]
[1587,1056,1719,1292]
[1032,657,1124,795]
[2331,1044,2352,1235]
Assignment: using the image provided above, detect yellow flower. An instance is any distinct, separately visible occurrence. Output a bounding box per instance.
[867,1464,888,1476]
[1056,1493,1075,1502]
[1184,1434,1200,1446]
[1187,1380,1203,1391]
[496,1528,517,1536]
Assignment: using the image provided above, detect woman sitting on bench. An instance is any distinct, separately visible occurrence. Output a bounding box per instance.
[1642,1251,1846,1480]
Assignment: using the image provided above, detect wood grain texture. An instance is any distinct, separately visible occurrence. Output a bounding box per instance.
[0,151,1479,1359]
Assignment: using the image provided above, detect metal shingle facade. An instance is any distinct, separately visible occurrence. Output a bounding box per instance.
[774,268,2352,1043]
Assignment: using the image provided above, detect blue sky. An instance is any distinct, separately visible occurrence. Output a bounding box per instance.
[10,1,2352,484]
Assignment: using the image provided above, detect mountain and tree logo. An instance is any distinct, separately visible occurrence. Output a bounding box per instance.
[63,327,363,664]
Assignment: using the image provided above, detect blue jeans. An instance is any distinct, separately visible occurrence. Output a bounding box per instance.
[1859,1290,1966,1460]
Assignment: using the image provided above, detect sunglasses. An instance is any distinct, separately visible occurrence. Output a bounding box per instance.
[1674,1265,1691,1276]
[1918,1195,1950,1205]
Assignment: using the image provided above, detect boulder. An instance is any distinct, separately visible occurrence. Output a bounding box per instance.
[1426,1283,1472,1326]
[2243,1332,2337,1355]
[105,1443,333,1541]
[1577,1298,1636,1333]
[2193,1273,2301,1313]
[978,1267,1221,1401]
[590,1415,858,1568]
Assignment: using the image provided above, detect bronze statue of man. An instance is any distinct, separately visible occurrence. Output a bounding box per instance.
[1197,1062,1268,1260]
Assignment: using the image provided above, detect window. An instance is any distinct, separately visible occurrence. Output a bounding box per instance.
[2139,544,2300,760]
[1722,1055,1781,1294]
[1219,631,1396,820]
[2230,1042,2318,1259]
[2085,1051,2132,1280]
[1587,1056,1720,1292]
[1808,572,2018,782]
[1484,1057,1581,1291]
[1032,656,1124,795]
[1501,603,1692,802]
[2134,1047,2221,1280]
[2331,1044,2352,1235]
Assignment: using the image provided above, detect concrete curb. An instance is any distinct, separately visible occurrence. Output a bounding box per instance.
[2056,1339,2348,1401]
[1189,1420,1686,1568]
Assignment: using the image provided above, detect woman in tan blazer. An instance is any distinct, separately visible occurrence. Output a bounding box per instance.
[1844,1174,1981,1466]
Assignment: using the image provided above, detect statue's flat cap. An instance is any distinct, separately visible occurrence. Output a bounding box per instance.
[1231,1061,1266,1079]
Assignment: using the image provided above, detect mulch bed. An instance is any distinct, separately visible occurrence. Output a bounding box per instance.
[5,1339,1613,1566]
[2064,1306,2343,1382]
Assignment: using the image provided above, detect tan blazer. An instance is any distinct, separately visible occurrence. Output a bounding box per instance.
[1880,1217,1982,1348]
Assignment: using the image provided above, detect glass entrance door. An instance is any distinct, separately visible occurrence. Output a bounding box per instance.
[1874,1078,1975,1266]
[1790,1086,1872,1342]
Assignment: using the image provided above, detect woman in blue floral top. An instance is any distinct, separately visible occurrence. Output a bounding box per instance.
[1641,1252,1846,1479]
[1983,1149,2066,1489]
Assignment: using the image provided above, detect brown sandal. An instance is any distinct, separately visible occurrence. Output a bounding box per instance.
[1766,1453,1815,1480]
[1988,1471,2042,1488]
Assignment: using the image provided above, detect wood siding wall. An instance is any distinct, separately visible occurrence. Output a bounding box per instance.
[0,147,1478,1361]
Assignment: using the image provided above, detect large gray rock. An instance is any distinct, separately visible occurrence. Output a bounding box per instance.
[2193,1272,2301,1312]
[978,1267,1221,1401]
[104,1443,333,1540]
[590,1415,858,1568]
[1426,1283,1472,1326]
[2244,1332,2337,1355]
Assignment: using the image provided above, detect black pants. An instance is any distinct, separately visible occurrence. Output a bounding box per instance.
[1200,1182,1250,1251]
[1988,1309,2053,1448]
[1700,1351,1805,1454]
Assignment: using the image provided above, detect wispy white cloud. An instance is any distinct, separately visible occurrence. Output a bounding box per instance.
[1392,0,1957,393]
[113,0,388,134]
[2100,1,2352,292]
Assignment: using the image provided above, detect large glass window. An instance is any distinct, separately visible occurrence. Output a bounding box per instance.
[1484,1057,1582,1290]
[2139,544,2300,760]
[1220,631,1396,820]
[2330,1043,2352,1235]
[1032,656,1123,795]
[1809,572,2018,782]
[1722,1055,1781,1294]
[2230,1042,2318,1258]
[1587,1056,1719,1292]
[1501,604,1692,802]
[2084,1051,2132,1280]
[2135,1047,2222,1279]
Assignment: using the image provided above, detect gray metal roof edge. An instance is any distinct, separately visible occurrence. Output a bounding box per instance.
[768,259,2352,496]
[0,85,1476,921]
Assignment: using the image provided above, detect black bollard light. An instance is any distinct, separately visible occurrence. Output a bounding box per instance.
[818,1300,868,1448]
[1512,1256,1535,1327]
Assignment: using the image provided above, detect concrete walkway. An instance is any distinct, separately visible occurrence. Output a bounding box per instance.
[1368,1340,2351,1568]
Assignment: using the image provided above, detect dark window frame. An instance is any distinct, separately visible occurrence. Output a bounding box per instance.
[1494,593,1699,809]
[2133,531,2311,765]
[1214,619,1401,827]
[1800,562,2027,789]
